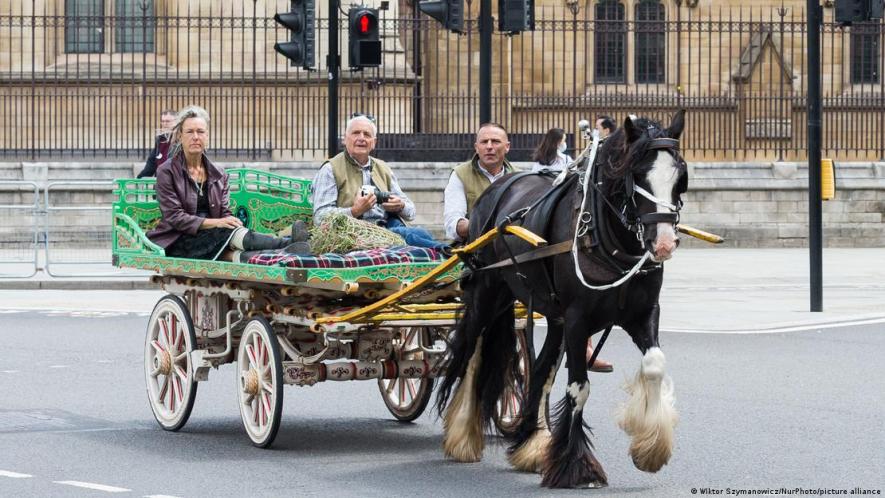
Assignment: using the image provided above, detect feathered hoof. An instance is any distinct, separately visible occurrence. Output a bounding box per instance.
[630,441,672,473]
[541,455,608,489]
[507,430,551,473]
[443,435,484,463]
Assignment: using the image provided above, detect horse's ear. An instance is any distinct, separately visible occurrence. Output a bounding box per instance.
[623,115,641,143]
[667,109,686,139]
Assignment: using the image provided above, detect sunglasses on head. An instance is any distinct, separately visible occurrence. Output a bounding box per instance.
[350,112,376,123]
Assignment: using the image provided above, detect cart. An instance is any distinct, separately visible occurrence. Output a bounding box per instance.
[112,169,539,447]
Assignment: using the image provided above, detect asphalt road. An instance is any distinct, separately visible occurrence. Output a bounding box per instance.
[1,310,883,497]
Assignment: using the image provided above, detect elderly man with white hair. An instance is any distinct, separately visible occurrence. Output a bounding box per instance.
[311,113,450,253]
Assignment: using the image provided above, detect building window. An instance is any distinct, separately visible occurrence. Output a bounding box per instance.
[851,22,880,84]
[595,0,626,83]
[635,1,665,84]
[65,0,104,54]
[64,0,155,54]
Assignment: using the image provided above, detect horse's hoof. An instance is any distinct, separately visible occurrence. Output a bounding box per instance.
[585,481,608,489]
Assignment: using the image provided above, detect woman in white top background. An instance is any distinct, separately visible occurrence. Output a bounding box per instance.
[530,127,570,173]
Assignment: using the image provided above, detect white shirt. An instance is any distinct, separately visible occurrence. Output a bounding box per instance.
[531,151,571,173]
[443,163,508,241]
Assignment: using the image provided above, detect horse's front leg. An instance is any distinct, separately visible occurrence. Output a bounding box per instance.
[540,314,608,488]
[616,302,679,473]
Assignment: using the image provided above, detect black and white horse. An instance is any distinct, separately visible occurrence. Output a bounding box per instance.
[436,111,687,488]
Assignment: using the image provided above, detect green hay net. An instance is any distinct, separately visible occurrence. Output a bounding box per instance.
[309,212,406,254]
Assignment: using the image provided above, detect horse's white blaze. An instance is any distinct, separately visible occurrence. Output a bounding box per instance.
[508,362,558,473]
[567,381,590,417]
[443,337,485,462]
[646,152,680,261]
[616,347,678,473]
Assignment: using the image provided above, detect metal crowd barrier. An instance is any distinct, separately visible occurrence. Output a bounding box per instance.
[0,181,40,278]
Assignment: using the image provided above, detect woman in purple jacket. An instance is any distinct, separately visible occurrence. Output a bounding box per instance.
[147,106,304,262]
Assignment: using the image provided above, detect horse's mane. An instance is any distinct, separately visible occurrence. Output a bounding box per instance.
[597,117,670,202]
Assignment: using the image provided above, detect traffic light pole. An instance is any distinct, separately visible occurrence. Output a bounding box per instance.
[806,0,823,312]
[479,0,492,124]
[328,0,340,157]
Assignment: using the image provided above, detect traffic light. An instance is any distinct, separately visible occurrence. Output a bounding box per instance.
[417,0,465,34]
[348,7,382,68]
[499,0,534,33]
[835,0,884,25]
[274,0,315,69]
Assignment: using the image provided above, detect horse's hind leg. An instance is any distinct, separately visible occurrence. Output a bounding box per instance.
[617,303,679,473]
[508,318,564,473]
[540,319,607,488]
[442,335,485,462]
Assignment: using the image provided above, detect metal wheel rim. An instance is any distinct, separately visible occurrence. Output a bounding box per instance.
[144,297,195,430]
[236,319,281,445]
[379,327,433,418]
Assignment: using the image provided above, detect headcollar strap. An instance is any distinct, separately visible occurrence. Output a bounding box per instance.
[648,138,680,151]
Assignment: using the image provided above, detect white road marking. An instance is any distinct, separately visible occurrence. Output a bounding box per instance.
[54,480,131,493]
[662,316,885,334]
[48,365,69,369]
[1,370,20,374]
[0,470,32,478]
[145,495,184,498]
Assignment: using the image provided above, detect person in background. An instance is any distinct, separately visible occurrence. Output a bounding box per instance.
[148,105,305,262]
[531,127,570,173]
[595,115,616,140]
[137,109,177,178]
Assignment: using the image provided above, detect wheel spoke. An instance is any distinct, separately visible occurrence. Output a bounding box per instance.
[406,379,418,399]
[399,379,407,405]
[384,379,395,395]
[245,344,258,368]
[174,365,188,384]
[151,340,165,354]
[174,351,188,364]
[158,317,170,349]
[261,393,271,427]
[158,376,169,405]
[173,375,183,404]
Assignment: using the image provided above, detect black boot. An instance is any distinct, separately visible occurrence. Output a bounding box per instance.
[282,241,311,255]
[291,220,310,242]
[243,230,289,251]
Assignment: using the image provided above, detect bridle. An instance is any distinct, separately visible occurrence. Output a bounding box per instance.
[570,129,686,291]
[619,137,685,251]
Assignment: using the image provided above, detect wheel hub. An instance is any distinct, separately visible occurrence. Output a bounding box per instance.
[244,369,260,396]
[157,350,172,376]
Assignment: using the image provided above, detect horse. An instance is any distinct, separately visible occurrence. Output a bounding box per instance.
[435,110,687,488]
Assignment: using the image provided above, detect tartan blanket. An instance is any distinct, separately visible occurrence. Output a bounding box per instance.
[246,246,446,268]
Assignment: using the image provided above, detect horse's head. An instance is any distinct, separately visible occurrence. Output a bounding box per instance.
[604,110,687,262]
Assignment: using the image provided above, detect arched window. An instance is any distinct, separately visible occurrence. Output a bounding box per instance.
[635,1,665,84]
[595,0,626,83]
[851,22,880,84]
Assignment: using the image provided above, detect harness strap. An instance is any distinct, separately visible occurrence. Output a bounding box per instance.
[586,324,613,373]
[472,240,573,272]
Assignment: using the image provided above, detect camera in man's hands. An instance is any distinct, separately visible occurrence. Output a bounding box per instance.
[360,185,391,205]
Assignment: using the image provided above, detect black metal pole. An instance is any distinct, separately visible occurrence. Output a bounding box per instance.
[479,0,492,124]
[328,0,340,157]
[806,0,823,312]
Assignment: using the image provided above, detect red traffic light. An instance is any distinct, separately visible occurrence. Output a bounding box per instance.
[359,14,371,34]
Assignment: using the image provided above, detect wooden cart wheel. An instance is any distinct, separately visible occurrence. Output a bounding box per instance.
[236,316,284,448]
[378,326,435,422]
[493,327,533,437]
[144,294,198,432]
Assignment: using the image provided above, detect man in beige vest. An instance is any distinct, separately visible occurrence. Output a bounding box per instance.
[442,122,613,373]
[311,114,449,252]
[443,123,517,242]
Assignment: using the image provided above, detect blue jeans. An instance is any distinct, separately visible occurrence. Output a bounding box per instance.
[386,217,449,250]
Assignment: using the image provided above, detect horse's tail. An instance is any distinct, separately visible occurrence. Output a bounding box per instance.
[435,270,518,430]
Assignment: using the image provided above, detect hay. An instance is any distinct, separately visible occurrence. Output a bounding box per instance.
[309,212,405,254]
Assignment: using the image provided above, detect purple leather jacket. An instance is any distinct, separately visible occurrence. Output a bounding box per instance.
[147,153,232,249]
